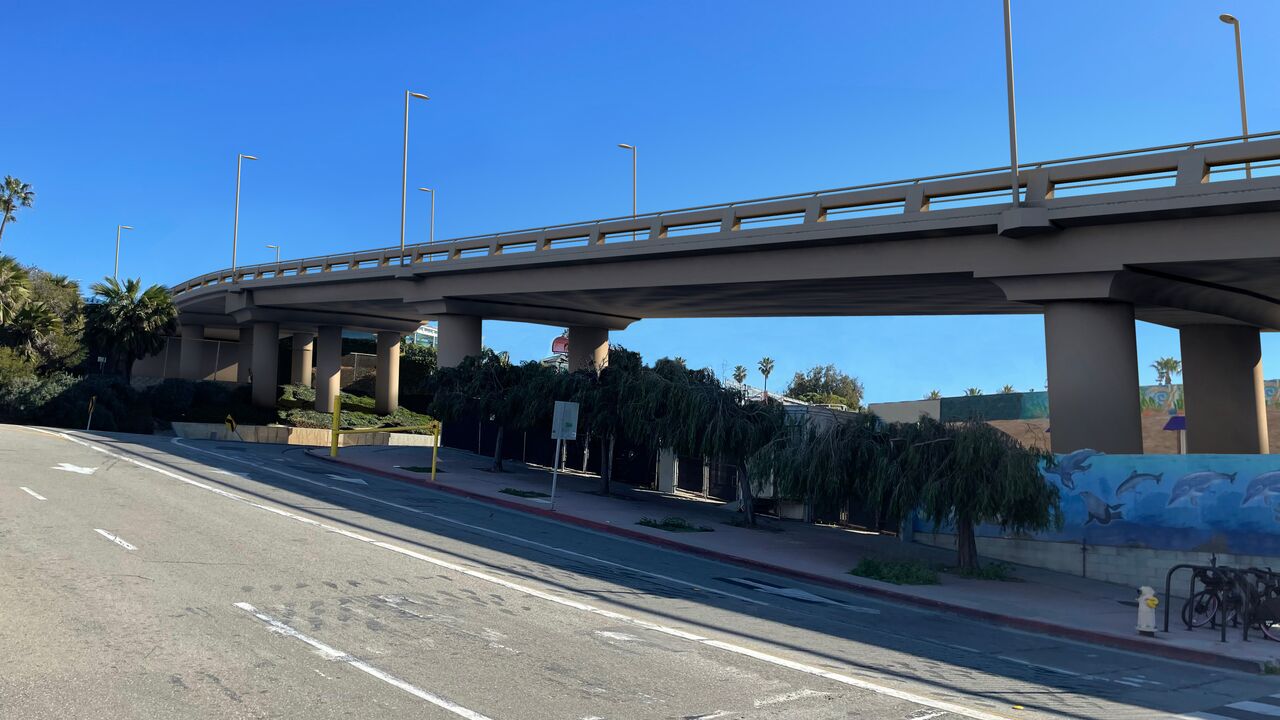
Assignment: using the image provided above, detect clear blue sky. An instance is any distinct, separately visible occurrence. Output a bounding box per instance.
[6,1,1280,402]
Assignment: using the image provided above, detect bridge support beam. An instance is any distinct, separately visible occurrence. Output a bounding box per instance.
[179,324,204,380]
[314,325,342,413]
[290,332,315,387]
[250,321,280,408]
[237,327,253,383]
[1043,300,1143,454]
[375,331,400,414]
[567,326,609,372]
[438,314,482,368]
[1180,324,1268,454]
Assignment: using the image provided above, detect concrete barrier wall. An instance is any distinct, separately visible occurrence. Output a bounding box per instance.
[171,422,435,448]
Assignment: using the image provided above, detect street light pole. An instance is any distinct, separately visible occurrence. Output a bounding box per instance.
[1001,0,1020,206]
[113,224,133,279]
[232,153,258,276]
[418,187,435,244]
[400,90,430,265]
[266,244,280,264]
[1220,13,1251,178]
[617,143,637,238]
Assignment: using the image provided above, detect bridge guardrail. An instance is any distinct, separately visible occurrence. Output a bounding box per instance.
[172,131,1280,297]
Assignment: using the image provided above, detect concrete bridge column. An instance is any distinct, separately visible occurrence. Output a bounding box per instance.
[567,326,609,372]
[375,331,400,414]
[290,332,315,387]
[314,325,342,413]
[1180,324,1268,454]
[236,327,253,383]
[437,314,482,368]
[250,321,280,408]
[178,324,204,380]
[1043,300,1143,454]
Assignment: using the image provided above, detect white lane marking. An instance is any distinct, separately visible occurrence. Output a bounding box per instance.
[753,688,829,707]
[729,577,879,613]
[170,438,770,608]
[1228,702,1280,717]
[43,431,1009,720]
[1186,713,1246,720]
[994,655,1081,677]
[234,603,493,720]
[52,462,97,475]
[19,487,47,500]
[909,712,950,720]
[94,529,137,551]
[593,630,641,642]
[326,474,367,485]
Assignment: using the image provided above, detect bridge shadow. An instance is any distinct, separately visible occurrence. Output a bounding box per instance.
[75,430,1276,719]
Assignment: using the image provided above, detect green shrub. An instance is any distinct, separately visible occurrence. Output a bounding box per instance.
[0,373,152,433]
[849,558,939,585]
[638,516,713,533]
[0,346,37,380]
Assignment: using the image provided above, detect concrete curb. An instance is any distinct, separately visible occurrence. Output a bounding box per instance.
[312,451,1270,674]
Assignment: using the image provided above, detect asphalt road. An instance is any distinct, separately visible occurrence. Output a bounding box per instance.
[3,425,1279,719]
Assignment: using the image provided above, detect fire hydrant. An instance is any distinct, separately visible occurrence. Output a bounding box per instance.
[1137,586,1159,637]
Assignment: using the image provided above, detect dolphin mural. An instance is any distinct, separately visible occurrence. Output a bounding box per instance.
[1168,471,1237,506]
[1045,449,1102,490]
[1079,492,1124,525]
[1116,470,1162,497]
[1242,471,1280,505]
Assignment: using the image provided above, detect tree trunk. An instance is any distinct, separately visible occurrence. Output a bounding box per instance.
[581,433,591,472]
[737,463,756,526]
[491,424,505,472]
[123,352,133,382]
[0,214,8,248]
[955,517,980,571]
[599,433,614,496]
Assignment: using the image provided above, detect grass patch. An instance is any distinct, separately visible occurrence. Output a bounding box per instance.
[849,558,939,585]
[638,516,713,533]
[500,488,550,498]
[946,561,1018,582]
[277,384,437,433]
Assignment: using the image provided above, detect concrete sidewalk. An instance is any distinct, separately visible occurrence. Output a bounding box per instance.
[313,443,1280,673]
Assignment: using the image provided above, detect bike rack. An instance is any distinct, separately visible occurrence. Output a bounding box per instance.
[1163,562,1230,642]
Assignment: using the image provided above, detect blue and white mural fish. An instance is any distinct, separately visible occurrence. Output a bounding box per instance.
[1079,491,1124,525]
[1242,471,1280,506]
[1046,448,1102,490]
[1168,471,1237,507]
[1115,470,1162,497]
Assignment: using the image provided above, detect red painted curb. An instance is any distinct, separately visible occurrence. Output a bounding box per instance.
[312,451,1267,674]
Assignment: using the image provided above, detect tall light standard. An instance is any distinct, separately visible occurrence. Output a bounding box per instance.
[113,224,133,279]
[418,187,435,244]
[266,243,280,264]
[400,90,430,265]
[617,143,637,238]
[232,153,258,275]
[1001,0,1020,206]
[1220,13,1251,178]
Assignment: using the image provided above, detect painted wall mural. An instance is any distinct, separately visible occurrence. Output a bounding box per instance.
[917,452,1280,557]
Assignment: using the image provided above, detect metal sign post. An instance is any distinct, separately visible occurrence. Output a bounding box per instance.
[549,401,579,510]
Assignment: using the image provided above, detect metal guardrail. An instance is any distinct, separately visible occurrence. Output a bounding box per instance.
[172,130,1280,297]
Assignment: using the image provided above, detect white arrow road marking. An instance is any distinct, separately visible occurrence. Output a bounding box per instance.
[728,578,880,613]
[94,529,136,551]
[325,474,367,485]
[234,603,494,720]
[19,487,46,500]
[52,463,97,475]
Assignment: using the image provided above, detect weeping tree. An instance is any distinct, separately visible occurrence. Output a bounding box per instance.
[429,350,528,472]
[574,345,643,496]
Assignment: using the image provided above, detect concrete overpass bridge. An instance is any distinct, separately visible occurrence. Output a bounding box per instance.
[169,132,1280,456]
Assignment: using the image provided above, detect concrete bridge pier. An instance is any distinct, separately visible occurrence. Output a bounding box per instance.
[1043,300,1144,454]
[290,332,314,387]
[314,325,342,413]
[1180,324,1269,454]
[375,331,400,414]
[236,327,253,383]
[250,322,280,408]
[438,314,482,368]
[179,324,204,380]
[568,326,609,372]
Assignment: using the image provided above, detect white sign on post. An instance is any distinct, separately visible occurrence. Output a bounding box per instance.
[552,401,579,441]
[548,400,580,510]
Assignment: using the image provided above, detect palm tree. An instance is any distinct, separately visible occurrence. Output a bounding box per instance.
[0,176,35,249]
[0,255,30,324]
[732,365,748,387]
[925,389,942,399]
[1151,357,1182,409]
[2,301,59,362]
[758,357,774,396]
[84,277,177,380]
[1000,384,1016,394]
[964,387,983,396]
